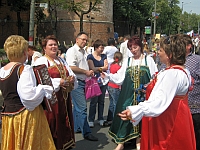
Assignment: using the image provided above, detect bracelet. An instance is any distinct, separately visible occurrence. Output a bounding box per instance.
[98,67,103,73]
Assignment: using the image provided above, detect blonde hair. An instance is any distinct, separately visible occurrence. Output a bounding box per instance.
[4,35,28,61]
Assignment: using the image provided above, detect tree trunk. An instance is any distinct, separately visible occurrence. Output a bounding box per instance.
[80,13,84,32]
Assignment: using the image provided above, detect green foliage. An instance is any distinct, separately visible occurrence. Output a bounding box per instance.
[156,0,181,35]
[113,0,200,35]
[180,12,200,33]
[113,0,154,35]
[0,49,6,57]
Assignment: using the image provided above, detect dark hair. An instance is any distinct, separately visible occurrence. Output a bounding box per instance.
[181,34,193,45]
[160,34,186,65]
[76,32,88,38]
[58,45,67,53]
[124,34,131,40]
[112,51,123,64]
[93,39,104,50]
[28,45,37,51]
[107,38,115,46]
[127,36,143,53]
[41,35,58,54]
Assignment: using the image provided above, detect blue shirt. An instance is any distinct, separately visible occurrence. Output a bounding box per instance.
[87,54,107,78]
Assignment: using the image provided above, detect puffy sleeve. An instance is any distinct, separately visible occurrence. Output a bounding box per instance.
[34,57,61,92]
[102,58,128,85]
[17,65,53,111]
[127,69,190,126]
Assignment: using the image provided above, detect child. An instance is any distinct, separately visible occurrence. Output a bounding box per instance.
[104,51,123,126]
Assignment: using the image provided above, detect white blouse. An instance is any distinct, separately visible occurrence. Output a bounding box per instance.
[103,55,158,85]
[0,65,53,111]
[127,68,191,126]
[34,56,78,92]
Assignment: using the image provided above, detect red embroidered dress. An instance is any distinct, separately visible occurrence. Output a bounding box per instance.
[141,66,196,150]
[45,59,75,150]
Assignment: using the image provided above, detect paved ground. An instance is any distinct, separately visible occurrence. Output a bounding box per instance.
[73,98,136,150]
[0,92,136,150]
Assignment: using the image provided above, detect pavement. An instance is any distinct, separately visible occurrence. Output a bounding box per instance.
[73,98,136,150]
[0,92,136,150]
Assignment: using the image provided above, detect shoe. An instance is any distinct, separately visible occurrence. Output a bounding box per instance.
[103,120,112,126]
[84,134,98,141]
[88,122,94,128]
[98,120,105,127]
[75,130,81,134]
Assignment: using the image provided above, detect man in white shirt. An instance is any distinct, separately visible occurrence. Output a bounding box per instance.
[66,32,98,141]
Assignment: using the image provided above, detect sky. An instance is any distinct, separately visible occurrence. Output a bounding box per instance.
[178,0,200,15]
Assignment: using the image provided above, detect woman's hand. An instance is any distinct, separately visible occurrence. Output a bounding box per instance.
[85,70,94,77]
[60,78,69,87]
[118,109,135,122]
[68,76,75,83]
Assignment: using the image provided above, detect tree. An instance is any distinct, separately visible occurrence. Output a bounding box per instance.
[113,0,154,36]
[8,0,30,35]
[156,0,180,35]
[66,0,102,32]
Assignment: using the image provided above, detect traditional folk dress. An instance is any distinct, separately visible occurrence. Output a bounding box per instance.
[0,63,56,150]
[128,66,196,150]
[108,55,157,143]
[34,56,77,150]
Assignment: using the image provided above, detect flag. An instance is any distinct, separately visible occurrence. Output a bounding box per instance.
[152,12,160,18]
[187,30,194,37]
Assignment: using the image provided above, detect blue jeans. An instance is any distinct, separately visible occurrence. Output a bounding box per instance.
[107,86,121,121]
[88,84,107,122]
[71,80,91,137]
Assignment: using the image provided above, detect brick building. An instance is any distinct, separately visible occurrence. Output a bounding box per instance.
[0,0,114,48]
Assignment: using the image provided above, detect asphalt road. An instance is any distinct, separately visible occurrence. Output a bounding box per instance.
[73,98,136,150]
[0,93,136,150]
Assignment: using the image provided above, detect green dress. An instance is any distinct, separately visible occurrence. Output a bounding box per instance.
[108,57,151,143]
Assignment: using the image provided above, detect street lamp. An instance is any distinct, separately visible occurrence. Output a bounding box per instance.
[153,0,156,36]
[178,1,191,33]
[188,10,192,30]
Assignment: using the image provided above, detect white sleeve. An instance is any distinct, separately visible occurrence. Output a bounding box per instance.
[17,65,53,111]
[127,70,186,126]
[66,47,77,66]
[103,58,128,85]
[62,58,78,89]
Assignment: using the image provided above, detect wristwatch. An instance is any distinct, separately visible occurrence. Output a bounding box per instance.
[98,67,103,73]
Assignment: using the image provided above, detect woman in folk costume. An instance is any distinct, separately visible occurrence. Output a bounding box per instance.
[119,34,196,150]
[0,35,56,150]
[102,36,158,150]
[34,35,78,150]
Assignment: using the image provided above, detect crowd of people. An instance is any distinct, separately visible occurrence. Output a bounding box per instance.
[0,32,199,150]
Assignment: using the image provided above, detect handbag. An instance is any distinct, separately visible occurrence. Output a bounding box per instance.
[85,76,102,100]
[33,64,58,112]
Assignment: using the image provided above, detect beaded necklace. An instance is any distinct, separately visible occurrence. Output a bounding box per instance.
[129,54,143,105]
[45,54,67,80]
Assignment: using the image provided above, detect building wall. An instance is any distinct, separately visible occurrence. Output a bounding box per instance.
[38,0,114,46]
[0,1,29,48]
[0,0,114,48]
